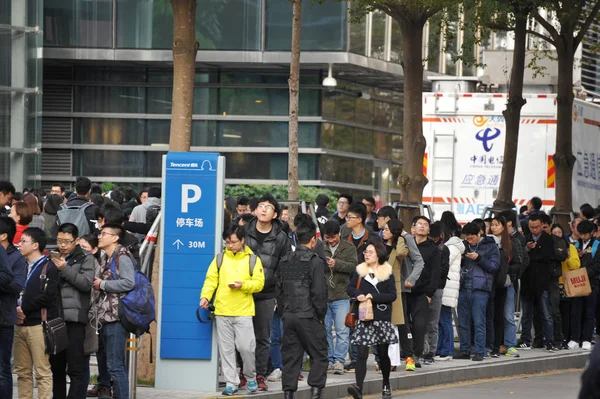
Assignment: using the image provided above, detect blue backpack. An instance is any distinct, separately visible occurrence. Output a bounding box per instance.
[110,247,156,336]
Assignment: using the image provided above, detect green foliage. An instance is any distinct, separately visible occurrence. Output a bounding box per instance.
[101,182,115,193]
[225,185,340,213]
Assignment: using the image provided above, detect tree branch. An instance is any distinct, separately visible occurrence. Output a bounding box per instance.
[531,10,560,43]
[487,23,513,32]
[526,29,556,47]
[575,0,600,48]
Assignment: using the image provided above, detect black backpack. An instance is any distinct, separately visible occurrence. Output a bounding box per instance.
[146,205,161,226]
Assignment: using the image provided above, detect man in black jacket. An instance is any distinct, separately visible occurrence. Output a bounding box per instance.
[62,176,99,233]
[0,181,15,217]
[0,217,27,398]
[277,217,328,399]
[411,216,441,365]
[519,214,555,351]
[50,223,95,398]
[244,194,292,391]
[14,227,60,399]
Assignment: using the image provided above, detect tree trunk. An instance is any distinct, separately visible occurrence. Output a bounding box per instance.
[494,13,528,210]
[287,0,302,225]
[169,0,198,152]
[399,20,427,224]
[554,42,577,227]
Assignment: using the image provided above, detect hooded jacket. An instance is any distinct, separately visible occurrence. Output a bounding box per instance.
[323,239,358,302]
[347,261,396,322]
[0,245,27,325]
[21,256,61,326]
[442,237,464,308]
[245,218,292,300]
[59,245,96,324]
[200,245,265,316]
[412,238,442,298]
[400,232,425,293]
[460,236,500,293]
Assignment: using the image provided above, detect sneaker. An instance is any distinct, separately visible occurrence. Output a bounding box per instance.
[453,352,470,360]
[239,372,247,389]
[518,342,532,350]
[434,355,452,361]
[582,341,592,350]
[490,350,499,358]
[257,375,268,391]
[327,363,334,373]
[499,345,508,355]
[506,347,520,357]
[222,386,239,396]
[568,340,579,350]
[347,384,363,399]
[545,343,555,352]
[423,357,434,365]
[405,357,416,372]
[246,380,258,393]
[87,384,99,397]
[562,341,570,350]
[267,368,282,382]
[415,358,422,368]
[333,361,344,375]
[382,385,392,399]
[345,362,356,373]
[97,387,112,399]
[472,353,484,361]
[532,341,544,349]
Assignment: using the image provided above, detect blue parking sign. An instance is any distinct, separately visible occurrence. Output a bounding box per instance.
[155,152,225,391]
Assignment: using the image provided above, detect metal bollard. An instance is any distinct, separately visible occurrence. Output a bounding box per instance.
[127,334,139,399]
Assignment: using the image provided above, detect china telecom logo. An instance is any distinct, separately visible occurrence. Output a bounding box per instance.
[475,128,501,152]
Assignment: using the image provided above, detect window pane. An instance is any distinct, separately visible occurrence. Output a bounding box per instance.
[374,132,392,160]
[147,120,217,146]
[147,87,218,114]
[73,118,145,145]
[116,0,261,50]
[219,88,319,116]
[371,11,386,60]
[217,122,319,147]
[265,0,346,51]
[354,128,373,155]
[44,0,113,48]
[350,17,366,55]
[390,20,403,64]
[320,155,372,185]
[74,150,146,177]
[74,86,145,113]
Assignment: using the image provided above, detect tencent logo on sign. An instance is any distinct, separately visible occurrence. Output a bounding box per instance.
[475,127,501,152]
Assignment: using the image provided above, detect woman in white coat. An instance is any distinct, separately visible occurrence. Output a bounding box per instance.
[436,235,464,359]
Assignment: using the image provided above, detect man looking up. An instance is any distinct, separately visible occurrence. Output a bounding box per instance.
[0,217,26,398]
[50,223,95,398]
[330,194,352,227]
[244,194,291,391]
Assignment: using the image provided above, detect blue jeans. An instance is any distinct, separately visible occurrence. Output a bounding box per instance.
[437,306,454,357]
[503,284,517,348]
[97,328,111,388]
[103,322,129,399]
[458,289,489,355]
[521,291,553,345]
[325,299,350,364]
[269,310,283,370]
[0,325,13,398]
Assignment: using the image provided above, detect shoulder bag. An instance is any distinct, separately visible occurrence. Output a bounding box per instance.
[344,276,362,328]
[40,263,68,355]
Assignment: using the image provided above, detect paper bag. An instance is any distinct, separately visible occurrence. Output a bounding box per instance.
[358,299,374,321]
[564,268,592,298]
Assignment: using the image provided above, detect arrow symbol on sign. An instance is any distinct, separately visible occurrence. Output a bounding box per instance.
[172,239,184,250]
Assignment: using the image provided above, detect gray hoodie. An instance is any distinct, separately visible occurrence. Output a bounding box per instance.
[400,232,425,293]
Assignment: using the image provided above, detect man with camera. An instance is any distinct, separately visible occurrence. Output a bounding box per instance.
[200,224,265,396]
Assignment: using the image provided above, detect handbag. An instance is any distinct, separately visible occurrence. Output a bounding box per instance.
[40,263,68,355]
[344,276,362,328]
[563,267,592,298]
[358,298,374,321]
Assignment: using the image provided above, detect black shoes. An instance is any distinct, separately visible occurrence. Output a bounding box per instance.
[348,384,363,399]
[310,387,323,399]
[454,352,470,359]
[284,391,294,399]
[472,353,484,361]
[382,385,392,399]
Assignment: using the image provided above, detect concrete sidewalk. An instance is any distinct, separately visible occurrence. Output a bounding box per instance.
[131,347,588,399]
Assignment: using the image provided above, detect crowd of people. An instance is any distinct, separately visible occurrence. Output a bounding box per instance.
[204,193,600,399]
[0,178,161,399]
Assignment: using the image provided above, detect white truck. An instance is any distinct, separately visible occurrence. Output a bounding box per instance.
[422,80,600,223]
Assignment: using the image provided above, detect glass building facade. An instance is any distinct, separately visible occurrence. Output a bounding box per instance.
[0,0,43,190]
[35,0,458,201]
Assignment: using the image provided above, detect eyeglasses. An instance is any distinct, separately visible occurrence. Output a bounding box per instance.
[18,239,32,245]
[57,239,75,245]
[345,216,360,220]
[337,200,349,205]
[257,203,275,212]
[98,231,118,238]
[363,250,376,255]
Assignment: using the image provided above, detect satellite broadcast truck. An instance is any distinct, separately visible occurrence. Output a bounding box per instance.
[422,78,600,224]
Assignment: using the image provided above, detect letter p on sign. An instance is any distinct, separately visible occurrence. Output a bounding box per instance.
[181,184,201,213]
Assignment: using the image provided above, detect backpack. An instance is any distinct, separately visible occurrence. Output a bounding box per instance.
[494,247,509,289]
[56,202,93,236]
[110,248,156,336]
[216,252,258,275]
[575,240,600,259]
[146,205,161,226]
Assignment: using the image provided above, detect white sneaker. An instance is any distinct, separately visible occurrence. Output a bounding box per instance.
[567,340,579,350]
[434,355,452,361]
[582,341,592,351]
[267,368,282,382]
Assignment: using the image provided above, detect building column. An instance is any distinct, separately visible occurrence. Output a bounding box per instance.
[9,0,26,190]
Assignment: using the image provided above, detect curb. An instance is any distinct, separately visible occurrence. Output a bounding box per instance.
[242,352,587,399]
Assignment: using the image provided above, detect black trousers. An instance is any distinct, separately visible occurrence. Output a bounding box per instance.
[406,292,429,358]
[493,287,507,350]
[560,299,572,343]
[50,322,87,399]
[397,293,414,359]
[281,314,328,392]
[549,280,563,345]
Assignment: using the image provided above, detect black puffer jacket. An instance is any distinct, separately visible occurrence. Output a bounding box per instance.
[60,246,95,324]
[245,218,292,299]
[347,262,396,322]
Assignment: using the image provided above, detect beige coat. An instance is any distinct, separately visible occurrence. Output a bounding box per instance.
[389,237,409,325]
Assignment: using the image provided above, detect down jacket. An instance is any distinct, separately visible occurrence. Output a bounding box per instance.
[442,237,464,308]
[460,236,500,293]
[60,245,95,323]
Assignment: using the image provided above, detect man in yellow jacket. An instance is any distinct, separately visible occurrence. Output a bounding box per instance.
[200,224,265,396]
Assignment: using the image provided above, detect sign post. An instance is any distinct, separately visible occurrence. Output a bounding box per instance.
[155,152,225,391]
